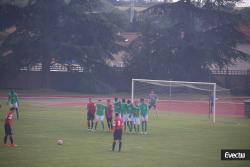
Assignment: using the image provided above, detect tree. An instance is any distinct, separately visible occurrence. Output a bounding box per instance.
[126,0,249,81]
[237,7,250,23]
[0,0,124,87]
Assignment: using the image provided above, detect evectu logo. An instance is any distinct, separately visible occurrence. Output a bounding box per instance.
[221,150,250,160]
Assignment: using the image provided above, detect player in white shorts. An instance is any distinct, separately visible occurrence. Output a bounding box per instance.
[139,98,149,134]
[120,98,128,131]
[8,90,19,119]
[94,99,105,131]
[126,100,134,133]
[133,101,140,133]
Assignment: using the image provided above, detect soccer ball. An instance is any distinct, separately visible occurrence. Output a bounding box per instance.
[57,139,63,145]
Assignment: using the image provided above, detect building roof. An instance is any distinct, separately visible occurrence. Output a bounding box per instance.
[117,32,140,47]
[239,24,250,39]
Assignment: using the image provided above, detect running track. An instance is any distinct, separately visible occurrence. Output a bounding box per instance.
[0,95,247,118]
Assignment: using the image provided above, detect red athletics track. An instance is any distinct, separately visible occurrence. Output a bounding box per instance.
[43,97,245,118]
[0,95,246,118]
[156,99,244,117]
[47,100,244,117]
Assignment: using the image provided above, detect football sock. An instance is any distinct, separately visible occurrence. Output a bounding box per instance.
[124,122,126,131]
[95,122,98,130]
[142,123,144,132]
[110,121,112,129]
[16,109,19,120]
[107,121,110,130]
[112,141,116,151]
[87,121,90,129]
[134,125,136,132]
[10,136,13,144]
[127,123,130,131]
[129,122,133,132]
[145,122,147,132]
[110,121,113,130]
[4,136,7,144]
[118,141,122,152]
[91,121,94,129]
[101,122,104,130]
[137,125,140,133]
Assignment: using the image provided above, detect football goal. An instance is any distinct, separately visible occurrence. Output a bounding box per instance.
[131,79,218,123]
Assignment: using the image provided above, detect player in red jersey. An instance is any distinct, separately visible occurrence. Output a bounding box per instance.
[112,113,123,152]
[86,98,95,131]
[3,107,17,147]
[105,99,113,132]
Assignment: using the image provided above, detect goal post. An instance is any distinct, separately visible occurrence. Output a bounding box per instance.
[131,78,217,123]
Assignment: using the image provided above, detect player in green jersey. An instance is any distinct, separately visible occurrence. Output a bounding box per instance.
[126,100,133,133]
[8,90,19,119]
[133,101,140,133]
[120,98,128,131]
[139,98,149,134]
[113,97,121,115]
[94,99,105,131]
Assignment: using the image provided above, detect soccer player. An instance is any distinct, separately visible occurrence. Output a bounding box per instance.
[126,100,133,132]
[149,90,158,117]
[8,90,19,119]
[105,99,113,132]
[120,98,128,131]
[86,98,95,130]
[133,101,140,133]
[112,113,123,152]
[3,107,17,147]
[140,98,149,134]
[94,99,105,131]
[113,97,121,115]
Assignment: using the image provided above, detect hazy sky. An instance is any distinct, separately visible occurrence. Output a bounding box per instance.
[237,0,250,7]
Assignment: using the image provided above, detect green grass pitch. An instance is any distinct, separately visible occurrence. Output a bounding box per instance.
[0,100,250,167]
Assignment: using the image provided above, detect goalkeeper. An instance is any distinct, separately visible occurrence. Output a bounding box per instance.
[148,90,158,117]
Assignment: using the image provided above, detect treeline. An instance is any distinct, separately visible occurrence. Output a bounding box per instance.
[0,0,249,93]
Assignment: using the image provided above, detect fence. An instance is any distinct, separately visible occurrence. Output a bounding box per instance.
[20,63,84,72]
[20,64,250,76]
[211,69,250,76]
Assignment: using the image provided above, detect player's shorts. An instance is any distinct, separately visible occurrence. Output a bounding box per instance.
[149,102,156,109]
[95,115,104,121]
[133,117,140,125]
[87,112,95,121]
[141,115,148,122]
[4,124,12,136]
[127,114,133,122]
[106,117,112,122]
[9,102,18,109]
[122,114,128,122]
[113,129,122,140]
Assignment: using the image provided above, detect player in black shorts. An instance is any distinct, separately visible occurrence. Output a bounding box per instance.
[112,113,123,152]
[86,98,95,130]
[3,107,17,147]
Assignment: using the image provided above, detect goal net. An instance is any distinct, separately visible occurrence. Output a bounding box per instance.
[131,79,230,123]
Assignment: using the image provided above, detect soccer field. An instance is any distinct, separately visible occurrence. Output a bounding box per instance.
[0,97,250,167]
